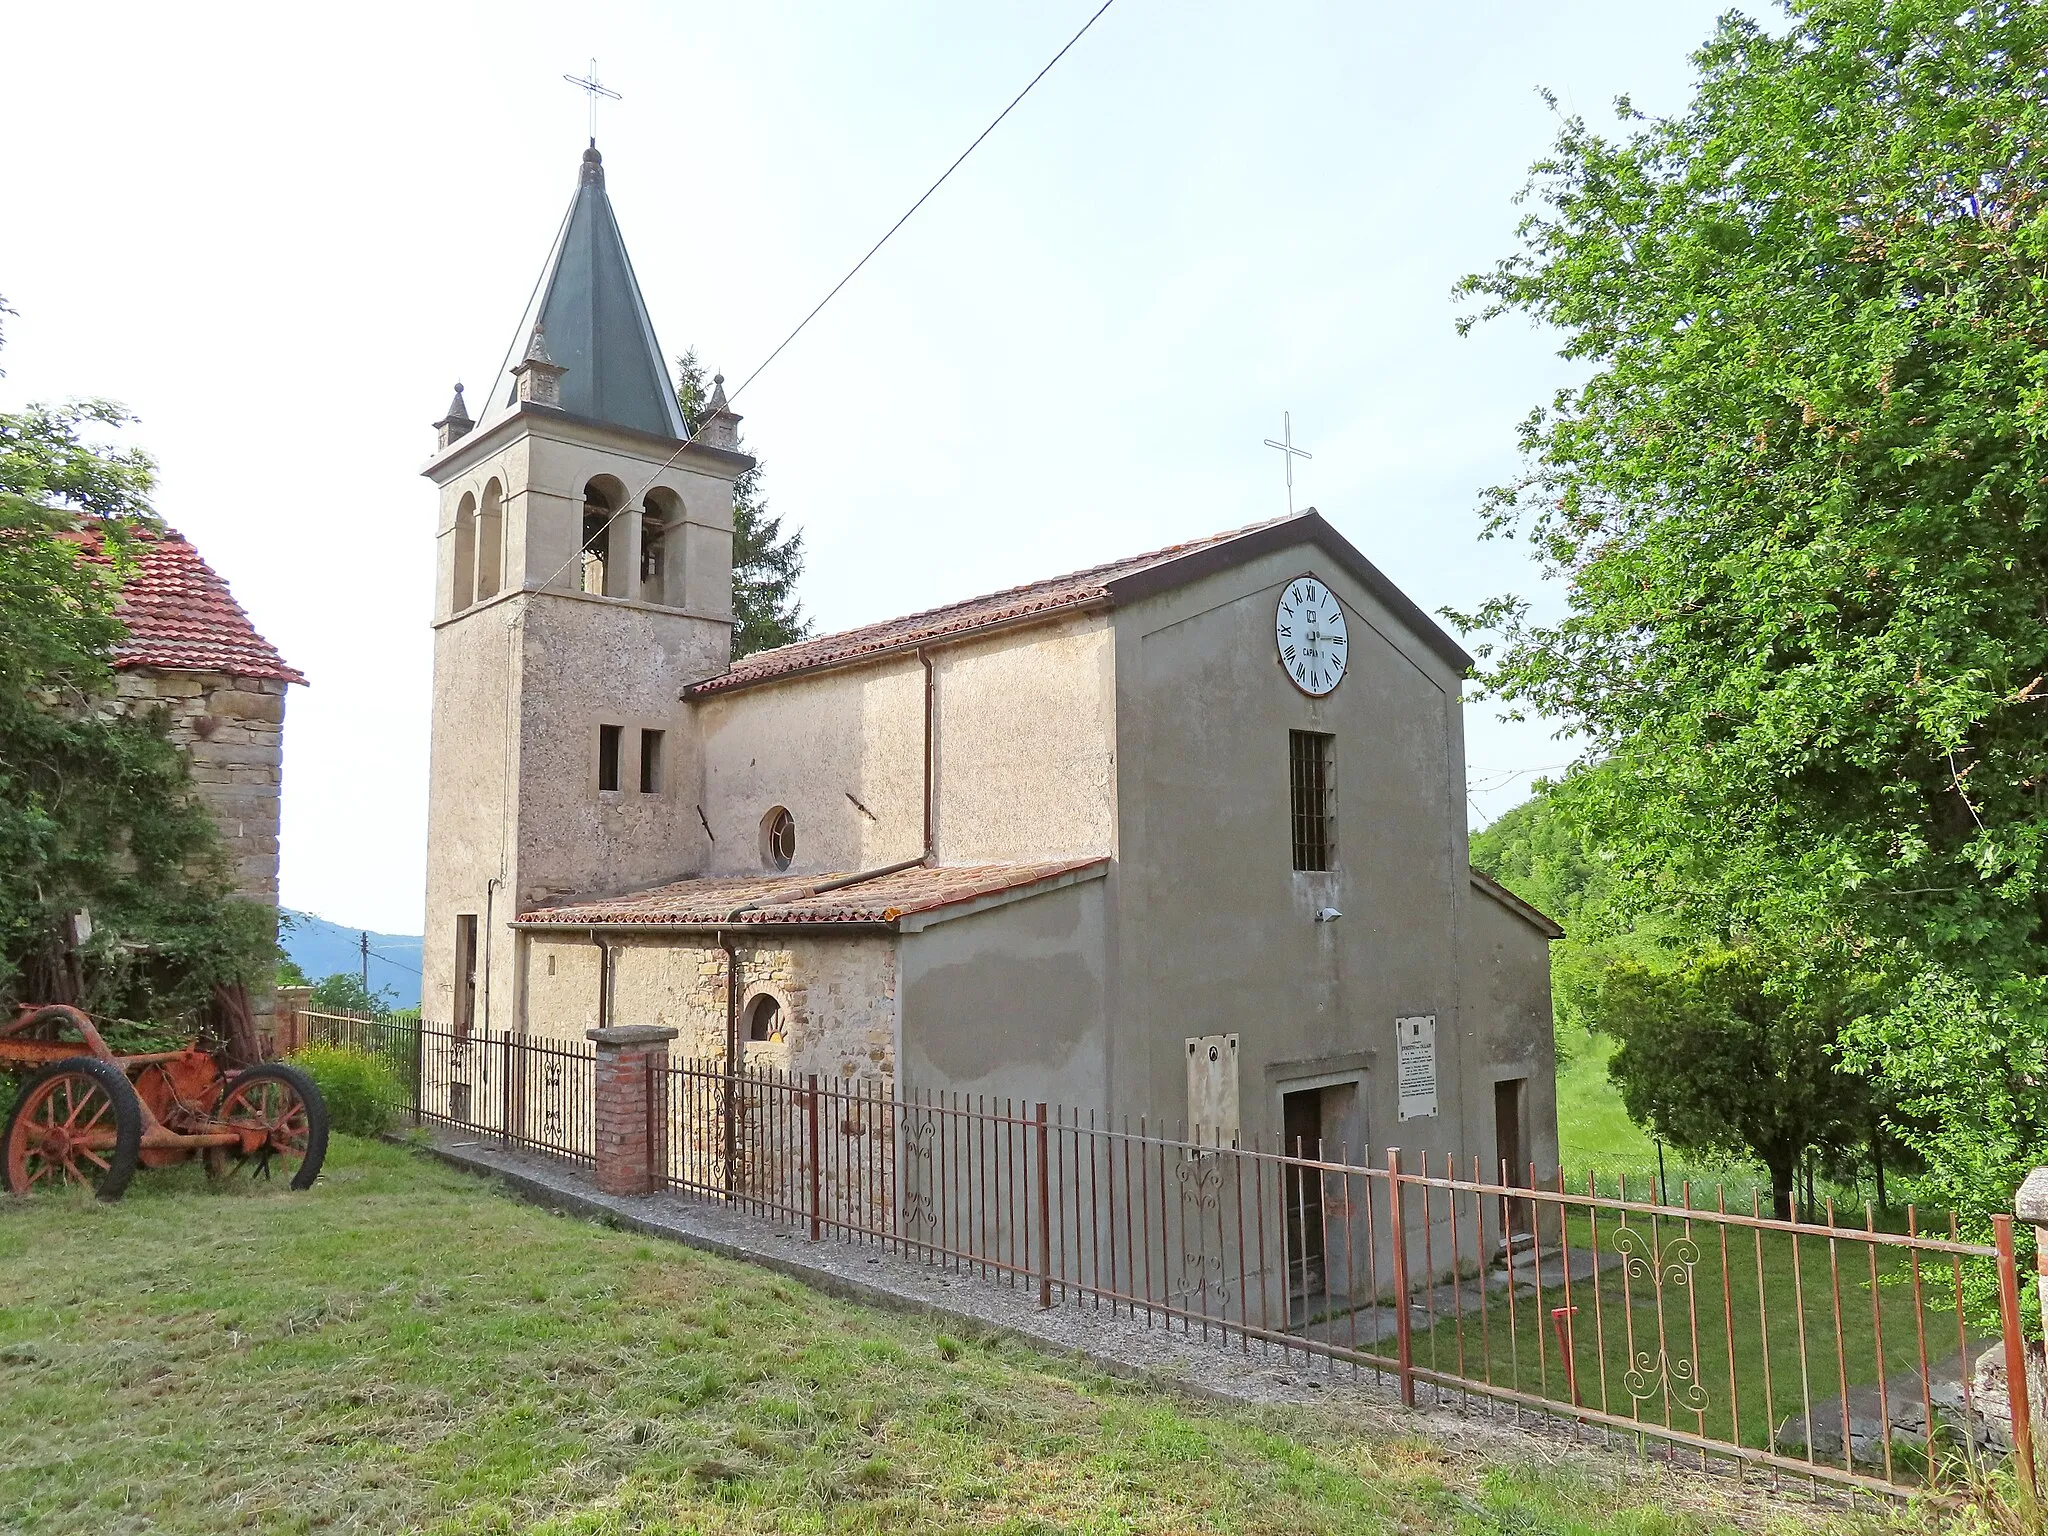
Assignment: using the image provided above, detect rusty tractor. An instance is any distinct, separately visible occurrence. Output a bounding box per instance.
[0,1004,329,1200]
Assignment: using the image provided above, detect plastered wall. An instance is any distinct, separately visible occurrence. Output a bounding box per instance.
[692,613,1116,877]
[1460,881,1561,1183]
[1109,546,1476,1172]
[897,878,1108,1107]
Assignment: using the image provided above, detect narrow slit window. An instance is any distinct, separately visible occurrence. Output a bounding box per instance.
[639,728,663,793]
[1289,730,1335,871]
[598,724,622,792]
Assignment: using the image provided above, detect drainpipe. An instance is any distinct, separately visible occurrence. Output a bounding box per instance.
[481,877,500,1034]
[920,647,936,861]
[718,899,768,1196]
[591,928,611,1032]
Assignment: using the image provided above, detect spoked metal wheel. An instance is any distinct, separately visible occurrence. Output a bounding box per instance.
[1,1056,143,1200]
[212,1063,329,1190]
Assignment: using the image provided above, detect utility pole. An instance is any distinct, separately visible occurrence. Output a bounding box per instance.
[360,931,370,994]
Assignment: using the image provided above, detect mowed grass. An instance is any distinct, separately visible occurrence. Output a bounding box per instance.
[0,1138,1896,1535]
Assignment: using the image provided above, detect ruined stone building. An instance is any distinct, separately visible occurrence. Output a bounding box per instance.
[422,144,1563,1191]
[90,527,303,1025]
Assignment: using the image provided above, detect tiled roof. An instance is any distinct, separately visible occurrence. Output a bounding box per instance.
[515,857,1108,929]
[685,518,1293,697]
[75,528,304,685]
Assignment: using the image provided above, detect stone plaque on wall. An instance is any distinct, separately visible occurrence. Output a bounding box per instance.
[1184,1033,1240,1145]
[1396,1015,1438,1122]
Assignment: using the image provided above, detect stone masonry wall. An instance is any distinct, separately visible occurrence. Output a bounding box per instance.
[112,668,287,1027]
[525,932,899,1086]
[113,669,288,905]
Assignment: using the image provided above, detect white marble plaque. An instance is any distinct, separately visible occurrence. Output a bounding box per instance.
[1396,1014,1438,1122]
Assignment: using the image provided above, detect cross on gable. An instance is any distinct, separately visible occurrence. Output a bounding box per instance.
[1263,412,1313,516]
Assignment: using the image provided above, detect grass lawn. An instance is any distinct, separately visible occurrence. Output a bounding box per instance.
[0,1136,1897,1534]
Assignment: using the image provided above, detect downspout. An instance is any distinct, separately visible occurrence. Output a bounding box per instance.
[718,905,760,1196]
[591,928,611,1032]
[920,647,936,861]
[712,647,940,1197]
[481,877,500,1033]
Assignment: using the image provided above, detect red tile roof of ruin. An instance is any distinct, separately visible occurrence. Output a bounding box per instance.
[73,528,304,684]
[514,857,1108,929]
[685,518,1295,697]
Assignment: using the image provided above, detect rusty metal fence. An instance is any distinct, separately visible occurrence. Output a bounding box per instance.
[297,1018,2035,1498]
[305,1012,596,1165]
[653,1066,2033,1498]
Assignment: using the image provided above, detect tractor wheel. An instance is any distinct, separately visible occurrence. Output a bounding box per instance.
[214,1063,329,1190]
[1,1056,144,1200]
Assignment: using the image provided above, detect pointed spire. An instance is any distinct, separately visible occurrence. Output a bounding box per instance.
[473,146,686,441]
[433,383,472,450]
[511,322,567,407]
[694,372,743,451]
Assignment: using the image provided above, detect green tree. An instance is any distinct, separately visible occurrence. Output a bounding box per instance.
[308,972,391,1019]
[675,350,813,657]
[1452,2,2048,1228]
[1597,944,1881,1218]
[1469,769,1670,1038]
[0,299,272,1026]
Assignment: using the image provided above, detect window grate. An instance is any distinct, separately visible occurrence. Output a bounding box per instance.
[1289,730,1335,871]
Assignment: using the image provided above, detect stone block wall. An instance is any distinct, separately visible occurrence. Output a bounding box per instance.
[114,668,288,905]
[112,667,288,1028]
[524,931,900,1087]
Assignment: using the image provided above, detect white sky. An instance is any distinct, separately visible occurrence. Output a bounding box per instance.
[0,0,1733,934]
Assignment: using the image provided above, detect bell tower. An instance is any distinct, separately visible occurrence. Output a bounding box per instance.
[421,143,753,1035]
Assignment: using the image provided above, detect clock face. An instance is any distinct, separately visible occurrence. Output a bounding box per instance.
[1276,575,1348,696]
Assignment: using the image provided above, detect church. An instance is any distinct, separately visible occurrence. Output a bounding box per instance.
[421,144,1562,1185]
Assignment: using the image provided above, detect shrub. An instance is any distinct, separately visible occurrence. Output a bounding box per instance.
[291,1043,400,1137]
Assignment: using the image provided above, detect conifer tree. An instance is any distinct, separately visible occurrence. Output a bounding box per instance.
[675,350,812,658]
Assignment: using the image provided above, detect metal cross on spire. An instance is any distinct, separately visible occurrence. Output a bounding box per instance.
[1263,412,1313,516]
[562,58,622,145]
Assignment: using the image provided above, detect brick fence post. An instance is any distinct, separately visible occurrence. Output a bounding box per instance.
[587,1025,678,1197]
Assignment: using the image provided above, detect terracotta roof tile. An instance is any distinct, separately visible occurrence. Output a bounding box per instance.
[685,518,1293,697]
[515,857,1108,929]
[72,528,304,685]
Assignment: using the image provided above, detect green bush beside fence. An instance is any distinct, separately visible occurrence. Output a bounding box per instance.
[291,1043,403,1137]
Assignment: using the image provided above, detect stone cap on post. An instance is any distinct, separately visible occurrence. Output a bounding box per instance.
[586,1025,679,1048]
[2017,1168,2048,1226]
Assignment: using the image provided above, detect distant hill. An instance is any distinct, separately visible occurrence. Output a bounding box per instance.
[280,909,423,1011]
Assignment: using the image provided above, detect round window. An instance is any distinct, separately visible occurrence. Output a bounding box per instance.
[761,806,795,871]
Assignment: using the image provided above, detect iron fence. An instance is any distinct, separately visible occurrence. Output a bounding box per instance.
[303,1012,595,1165]
[654,1066,2029,1497]
[293,1023,2033,1498]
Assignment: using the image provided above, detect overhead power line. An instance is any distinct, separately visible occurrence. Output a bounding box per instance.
[729,0,1123,402]
[549,0,1126,594]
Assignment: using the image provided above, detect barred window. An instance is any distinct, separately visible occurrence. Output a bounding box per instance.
[1289,730,1335,871]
